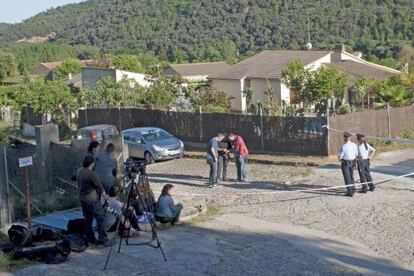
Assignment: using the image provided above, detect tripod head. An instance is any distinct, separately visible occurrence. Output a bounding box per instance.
[124,159,147,176]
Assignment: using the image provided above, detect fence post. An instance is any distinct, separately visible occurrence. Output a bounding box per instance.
[260,107,264,152]
[386,103,391,138]
[326,107,330,156]
[118,107,122,131]
[3,147,11,224]
[85,108,88,127]
[199,106,203,142]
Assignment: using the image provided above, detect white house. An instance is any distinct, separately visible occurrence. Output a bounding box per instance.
[81,67,152,89]
[164,62,230,82]
[210,46,400,113]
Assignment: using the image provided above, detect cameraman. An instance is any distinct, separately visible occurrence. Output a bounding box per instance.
[78,155,108,245]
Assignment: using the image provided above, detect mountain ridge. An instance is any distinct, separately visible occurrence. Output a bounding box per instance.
[1,0,414,63]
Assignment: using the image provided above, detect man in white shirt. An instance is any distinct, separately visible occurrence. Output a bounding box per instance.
[356,134,376,193]
[338,132,358,197]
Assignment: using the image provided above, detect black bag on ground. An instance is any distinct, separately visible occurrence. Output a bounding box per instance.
[65,234,88,253]
[13,239,71,264]
[67,218,85,235]
[32,226,62,242]
[8,224,32,246]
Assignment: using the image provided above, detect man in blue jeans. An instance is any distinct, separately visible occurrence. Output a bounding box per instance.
[228,133,249,182]
[206,133,225,187]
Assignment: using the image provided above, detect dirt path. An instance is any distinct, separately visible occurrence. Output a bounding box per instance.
[12,149,414,275]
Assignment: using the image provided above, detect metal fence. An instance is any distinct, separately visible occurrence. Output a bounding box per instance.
[0,134,125,227]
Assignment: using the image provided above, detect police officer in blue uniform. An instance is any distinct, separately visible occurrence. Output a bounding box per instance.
[338,132,358,197]
[356,134,376,193]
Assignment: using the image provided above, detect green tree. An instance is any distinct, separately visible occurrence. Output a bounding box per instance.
[374,84,411,107]
[0,52,16,83]
[190,86,232,113]
[352,77,378,108]
[15,78,76,122]
[115,54,144,73]
[53,58,82,79]
[282,61,348,107]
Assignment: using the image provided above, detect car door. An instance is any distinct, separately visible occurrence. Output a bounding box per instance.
[132,132,146,158]
[123,132,137,158]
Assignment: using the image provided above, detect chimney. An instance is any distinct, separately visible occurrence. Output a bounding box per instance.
[335,44,346,52]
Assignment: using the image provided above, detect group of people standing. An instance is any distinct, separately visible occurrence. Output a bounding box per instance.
[338,132,376,197]
[206,133,249,187]
[76,141,182,246]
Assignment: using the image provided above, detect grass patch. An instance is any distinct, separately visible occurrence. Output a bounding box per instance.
[189,204,220,224]
[371,129,414,153]
[0,232,32,270]
[0,120,9,129]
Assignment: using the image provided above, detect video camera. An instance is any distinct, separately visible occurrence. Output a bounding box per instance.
[124,159,147,175]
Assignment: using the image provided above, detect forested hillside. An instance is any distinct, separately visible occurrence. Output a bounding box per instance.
[1,0,414,64]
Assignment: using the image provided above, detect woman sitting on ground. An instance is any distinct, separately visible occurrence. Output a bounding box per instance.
[155,184,183,225]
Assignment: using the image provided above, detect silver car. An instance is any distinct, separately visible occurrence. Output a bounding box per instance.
[122,127,184,163]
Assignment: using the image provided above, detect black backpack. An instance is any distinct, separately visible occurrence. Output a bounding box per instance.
[8,224,32,247]
[65,234,88,253]
[67,218,85,235]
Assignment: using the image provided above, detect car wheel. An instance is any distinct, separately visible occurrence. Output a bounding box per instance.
[144,152,154,164]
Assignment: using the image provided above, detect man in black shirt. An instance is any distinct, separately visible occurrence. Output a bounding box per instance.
[78,155,108,245]
[218,136,233,182]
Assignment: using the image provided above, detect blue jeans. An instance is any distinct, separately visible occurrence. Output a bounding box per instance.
[235,156,247,181]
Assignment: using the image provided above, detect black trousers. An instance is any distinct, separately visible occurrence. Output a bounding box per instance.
[341,160,355,195]
[218,155,229,180]
[357,159,374,191]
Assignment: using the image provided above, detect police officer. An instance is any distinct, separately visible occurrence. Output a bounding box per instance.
[356,134,376,193]
[338,132,358,197]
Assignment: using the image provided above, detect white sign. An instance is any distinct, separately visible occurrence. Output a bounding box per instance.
[19,156,33,168]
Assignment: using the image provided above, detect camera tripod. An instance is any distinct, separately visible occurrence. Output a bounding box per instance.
[104,165,166,270]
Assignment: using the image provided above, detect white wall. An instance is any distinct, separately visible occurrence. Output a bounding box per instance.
[182,75,210,82]
[305,53,332,70]
[249,78,282,105]
[211,78,244,112]
[116,70,152,87]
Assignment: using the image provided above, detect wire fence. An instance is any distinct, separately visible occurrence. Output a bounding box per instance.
[0,134,125,227]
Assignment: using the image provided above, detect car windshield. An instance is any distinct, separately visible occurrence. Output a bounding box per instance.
[139,129,172,142]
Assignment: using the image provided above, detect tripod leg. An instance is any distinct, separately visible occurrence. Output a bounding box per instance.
[104,244,114,270]
[117,178,135,253]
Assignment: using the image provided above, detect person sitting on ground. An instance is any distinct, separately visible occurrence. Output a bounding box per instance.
[78,155,108,245]
[102,185,140,237]
[94,143,117,194]
[155,184,183,225]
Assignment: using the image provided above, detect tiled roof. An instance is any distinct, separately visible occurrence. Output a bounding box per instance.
[328,60,400,80]
[211,50,332,79]
[168,62,230,76]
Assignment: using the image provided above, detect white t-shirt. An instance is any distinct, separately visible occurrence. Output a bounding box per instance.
[102,197,122,229]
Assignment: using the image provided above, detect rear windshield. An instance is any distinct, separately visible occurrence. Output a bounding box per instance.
[139,129,172,142]
[77,129,103,140]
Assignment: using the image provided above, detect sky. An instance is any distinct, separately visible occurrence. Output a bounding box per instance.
[0,0,86,23]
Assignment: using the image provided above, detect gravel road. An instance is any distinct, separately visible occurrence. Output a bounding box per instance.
[11,149,414,275]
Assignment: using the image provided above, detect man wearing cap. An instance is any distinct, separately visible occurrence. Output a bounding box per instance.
[356,134,376,193]
[338,132,358,197]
